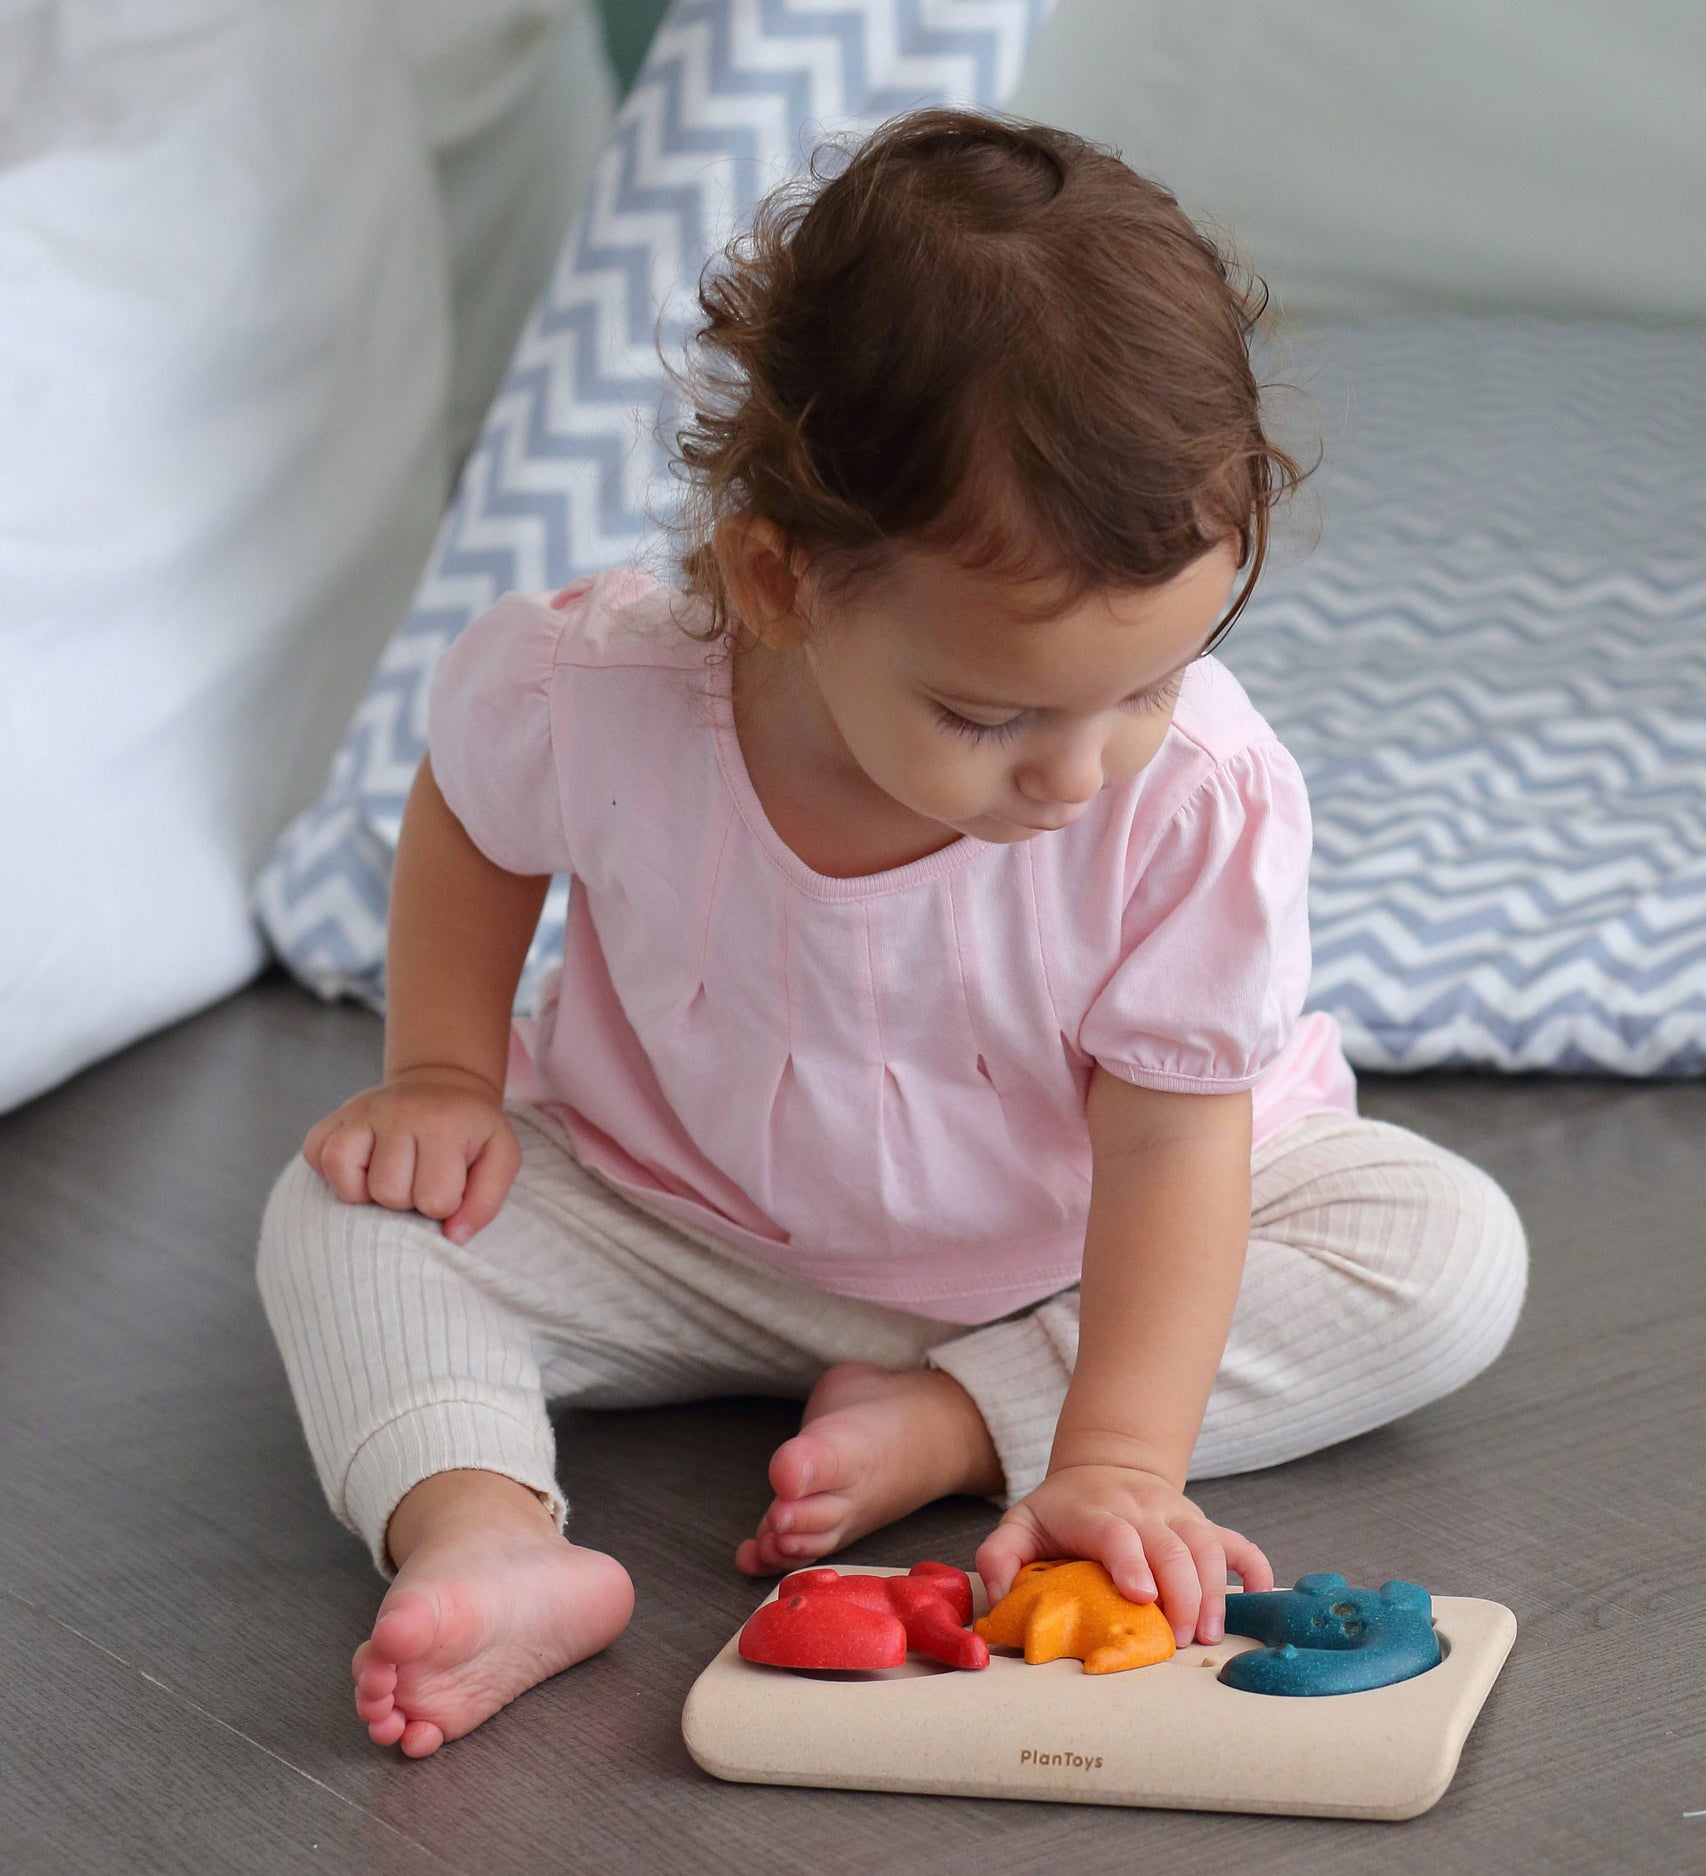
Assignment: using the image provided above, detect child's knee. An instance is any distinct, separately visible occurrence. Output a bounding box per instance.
[1403,1141,1529,1390]
[260,1145,321,1225]
[256,1152,365,1298]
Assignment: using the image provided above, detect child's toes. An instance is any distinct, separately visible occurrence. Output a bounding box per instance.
[772,1504,852,1560]
[736,1522,791,1574]
[356,1682,397,1724]
[740,1530,791,1573]
[367,1709,408,1749]
[399,1718,445,1758]
[352,1653,397,1700]
[350,1638,396,1689]
[746,1528,795,1574]
[768,1428,848,1502]
[355,1672,396,1713]
[369,1589,438,1667]
[739,1491,855,1567]
[775,1527,840,1561]
[772,1491,850,1538]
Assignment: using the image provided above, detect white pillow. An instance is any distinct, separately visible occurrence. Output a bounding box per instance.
[392,0,616,475]
[1011,0,1706,320]
[0,0,612,1112]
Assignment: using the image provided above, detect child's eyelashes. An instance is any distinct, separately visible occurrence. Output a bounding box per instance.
[930,702,1026,744]
[1134,673,1187,715]
[929,675,1184,744]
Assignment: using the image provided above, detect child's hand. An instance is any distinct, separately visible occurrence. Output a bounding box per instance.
[301,1065,520,1244]
[975,1463,1275,1648]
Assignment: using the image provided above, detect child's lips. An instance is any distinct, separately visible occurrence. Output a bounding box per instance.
[1001,810,1083,832]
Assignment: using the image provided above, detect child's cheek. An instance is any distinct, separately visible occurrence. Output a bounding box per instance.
[1112,715,1175,784]
[934,740,1007,818]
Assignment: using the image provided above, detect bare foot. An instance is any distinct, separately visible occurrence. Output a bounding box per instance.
[351,1470,634,1758]
[735,1361,1003,1576]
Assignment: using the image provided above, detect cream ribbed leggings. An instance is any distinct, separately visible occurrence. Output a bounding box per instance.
[256,1103,1527,1579]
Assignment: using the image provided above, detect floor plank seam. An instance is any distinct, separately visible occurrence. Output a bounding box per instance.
[3,1585,471,1872]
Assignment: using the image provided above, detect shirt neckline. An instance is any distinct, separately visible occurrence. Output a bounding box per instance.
[707,649,994,902]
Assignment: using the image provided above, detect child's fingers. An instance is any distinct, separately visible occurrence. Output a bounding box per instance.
[1141,1523,1203,1647]
[1219,1528,1274,1594]
[315,1121,377,1203]
[1174,1523,1229,1642]
[443,1128,522,1244]
[365,1131,420,1211]
[409,1143,466,1223]
[975,1519,1042,1606]
[301,1113,335,1172]
[1094,1519,1157,1606]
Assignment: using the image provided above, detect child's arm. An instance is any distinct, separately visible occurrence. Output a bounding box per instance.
[382,754,551,1095]
[974,1067,1276,1646]
[302,754,551,1241]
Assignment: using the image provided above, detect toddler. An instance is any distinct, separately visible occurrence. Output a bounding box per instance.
[258,108,1528,1759]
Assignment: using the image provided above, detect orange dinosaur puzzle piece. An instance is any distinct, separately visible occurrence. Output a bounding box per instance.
[973,1559,1177,1674]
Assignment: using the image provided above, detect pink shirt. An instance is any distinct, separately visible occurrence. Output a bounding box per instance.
[427,568,1358,1324]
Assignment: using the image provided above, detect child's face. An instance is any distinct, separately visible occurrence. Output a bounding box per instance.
[793,538,1240,843]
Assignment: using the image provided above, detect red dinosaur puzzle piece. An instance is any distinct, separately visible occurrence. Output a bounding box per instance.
[738,1563,990,1671]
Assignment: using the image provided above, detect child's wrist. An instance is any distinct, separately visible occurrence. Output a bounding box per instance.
[1047,1426,1186,1492]
[386,1059,506,1104]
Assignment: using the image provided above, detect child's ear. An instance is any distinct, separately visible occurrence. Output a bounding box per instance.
[714,515,809,649]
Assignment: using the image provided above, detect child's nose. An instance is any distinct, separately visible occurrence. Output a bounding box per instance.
[1016,736,1105,810]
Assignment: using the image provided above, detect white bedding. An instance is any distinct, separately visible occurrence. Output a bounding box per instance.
[0,0,612,1111]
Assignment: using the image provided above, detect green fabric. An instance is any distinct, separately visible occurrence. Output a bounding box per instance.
[596,0,673,94]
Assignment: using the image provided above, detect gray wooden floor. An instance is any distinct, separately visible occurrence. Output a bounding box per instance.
[2,971,1702,1875]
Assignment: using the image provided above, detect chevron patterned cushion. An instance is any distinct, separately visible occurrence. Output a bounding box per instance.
[256,0,1706,1077]
[1223,314,1706,1074]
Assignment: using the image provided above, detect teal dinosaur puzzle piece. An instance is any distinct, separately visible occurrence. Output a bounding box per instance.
[1217,1572,1442,1696]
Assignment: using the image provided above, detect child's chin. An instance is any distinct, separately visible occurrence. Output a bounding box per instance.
[980,814,1051,839]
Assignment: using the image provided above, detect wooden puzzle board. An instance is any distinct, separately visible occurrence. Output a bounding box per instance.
[682,1568,1516,1821]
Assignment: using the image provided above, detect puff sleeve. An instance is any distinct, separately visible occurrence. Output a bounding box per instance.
[1079,739,1314,1091]
[424,590,578,878]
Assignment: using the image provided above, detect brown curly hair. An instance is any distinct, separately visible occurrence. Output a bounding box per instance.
[666,106,1316,657]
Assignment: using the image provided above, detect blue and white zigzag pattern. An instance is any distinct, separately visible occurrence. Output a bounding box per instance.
[254,0,1051,1011]
[1224,315,1706,1074]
